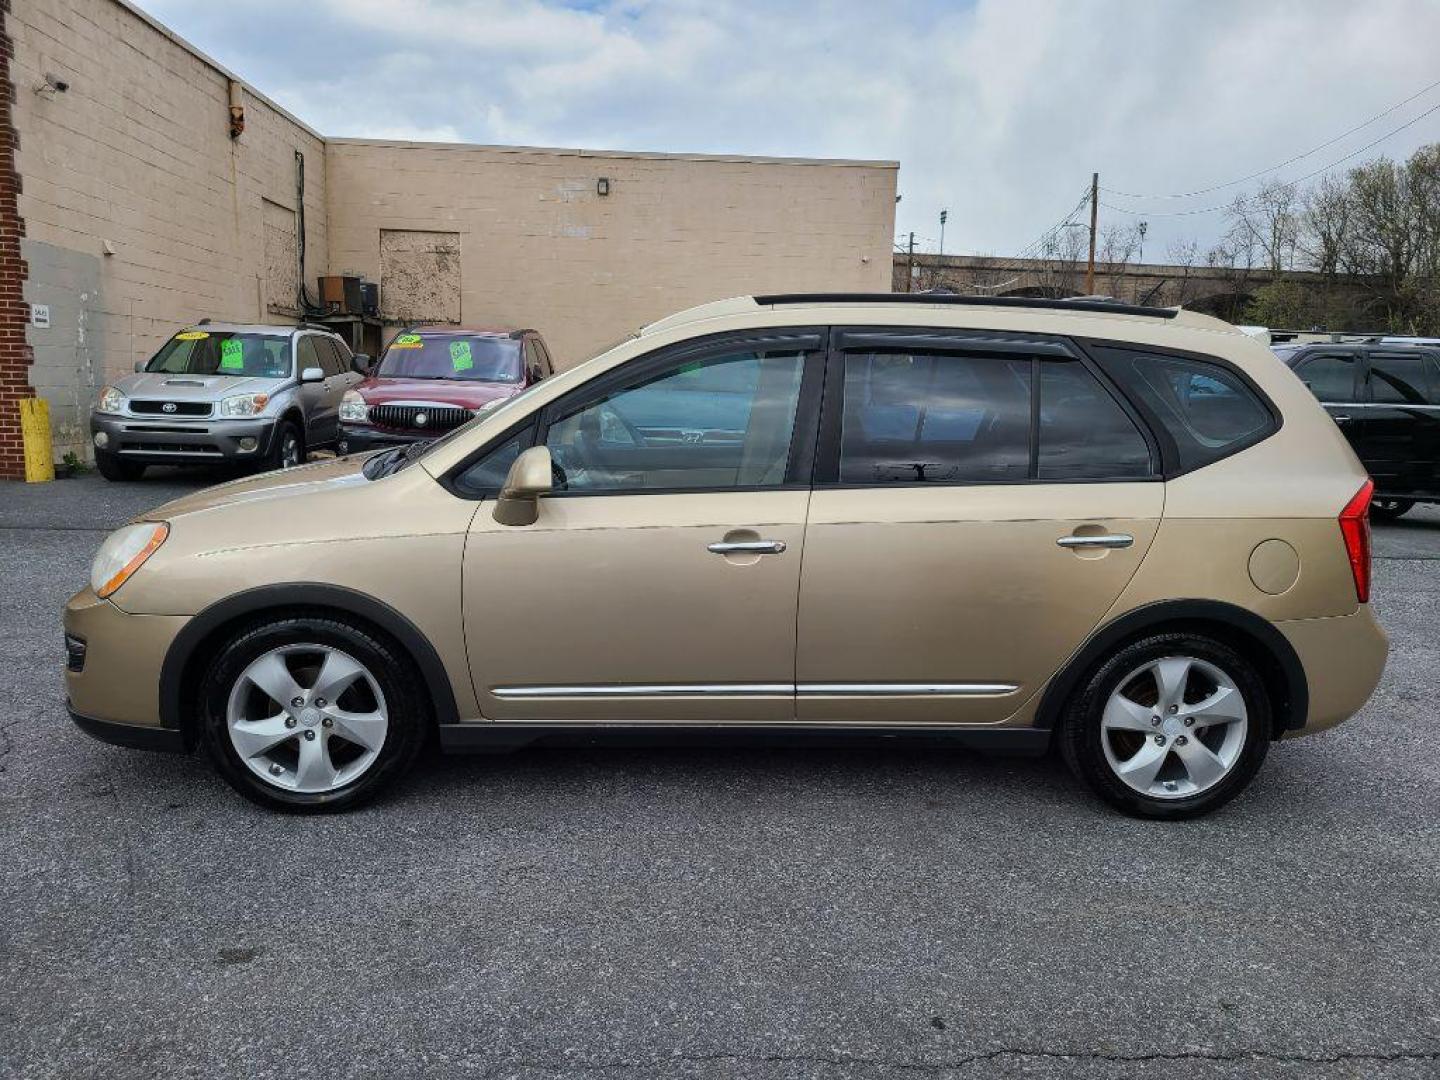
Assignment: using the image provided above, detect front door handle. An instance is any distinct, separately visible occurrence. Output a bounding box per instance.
[1057,534,1133,550]
[1332,414,1353,424]
[708,540,787,556]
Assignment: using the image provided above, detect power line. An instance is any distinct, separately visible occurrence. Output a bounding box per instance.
[1101,97,1440,219]
[1102,74,1440,201]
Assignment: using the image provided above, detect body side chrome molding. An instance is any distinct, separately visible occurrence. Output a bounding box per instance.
[492,682,1019,699]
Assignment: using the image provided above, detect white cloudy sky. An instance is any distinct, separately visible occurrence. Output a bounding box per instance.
[142,0,1440,261]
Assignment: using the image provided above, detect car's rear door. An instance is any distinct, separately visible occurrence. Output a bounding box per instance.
[1357,348,1440,497]
[794,328,1163,726]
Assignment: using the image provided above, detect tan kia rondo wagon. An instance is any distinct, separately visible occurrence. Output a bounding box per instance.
[64,294,1388,818]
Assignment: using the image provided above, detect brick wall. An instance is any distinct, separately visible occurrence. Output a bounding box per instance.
[327,141,898,367]
[0,1,32,479]
[10,0,328,460]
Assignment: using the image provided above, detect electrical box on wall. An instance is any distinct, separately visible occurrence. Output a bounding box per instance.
[30,304,50,329]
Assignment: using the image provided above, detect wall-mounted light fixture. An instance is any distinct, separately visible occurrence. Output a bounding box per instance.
[596,178,611,197]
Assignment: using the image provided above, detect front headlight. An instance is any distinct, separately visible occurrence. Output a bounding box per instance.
[90,522,169,599]
[218,393,270,417]
[96,386,126,414]
[339,390,369,423]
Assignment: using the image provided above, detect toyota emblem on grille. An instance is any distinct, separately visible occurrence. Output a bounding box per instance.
[413,412,429,428]
[162,402,177,413]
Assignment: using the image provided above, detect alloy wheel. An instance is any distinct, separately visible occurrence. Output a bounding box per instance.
[1100,655,1248,800]
[280,431,301,468]
[225,644,389,794]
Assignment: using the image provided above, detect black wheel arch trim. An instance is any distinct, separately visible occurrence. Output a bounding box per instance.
[1034,599,1309,734]
[158,583,461,734]
[69,703,188,753]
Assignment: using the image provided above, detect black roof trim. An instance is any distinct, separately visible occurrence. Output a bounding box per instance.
[751,293,1179,320]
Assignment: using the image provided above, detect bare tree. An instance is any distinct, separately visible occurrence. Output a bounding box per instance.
[1098,223,1143,300]
[1224,180,1299,279]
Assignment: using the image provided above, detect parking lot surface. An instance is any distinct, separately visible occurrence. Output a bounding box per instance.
[2,471,1438,1079]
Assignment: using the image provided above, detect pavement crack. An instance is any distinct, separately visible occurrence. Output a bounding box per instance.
[484,1046,1440,1075]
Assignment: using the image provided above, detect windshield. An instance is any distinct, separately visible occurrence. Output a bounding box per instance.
[378,333,522,382]
[146,331,292,378]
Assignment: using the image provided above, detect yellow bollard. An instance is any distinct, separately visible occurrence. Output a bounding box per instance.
[20,398,55,483]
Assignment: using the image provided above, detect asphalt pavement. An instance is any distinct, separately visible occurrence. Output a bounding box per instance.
[1,471,1438,1079]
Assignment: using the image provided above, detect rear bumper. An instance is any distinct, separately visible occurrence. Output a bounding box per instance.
[69,705,187,753]
[90,412,279,464]
[1278,606,1389,737]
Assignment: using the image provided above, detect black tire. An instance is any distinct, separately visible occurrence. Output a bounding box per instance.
[1370,497,1414,521]
[198,612,427,812]
[264,420,304,472]
[94,450,145,481]
[1059,633,1271,820]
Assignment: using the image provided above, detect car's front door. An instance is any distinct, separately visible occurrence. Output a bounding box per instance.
[293,334,339,446]
[795,330,1163,725]
[1290,348,1364,459]
[460,330,824,723]
[1357,348,1440,497]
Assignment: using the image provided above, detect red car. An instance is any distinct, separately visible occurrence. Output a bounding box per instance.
[338,327,554,452]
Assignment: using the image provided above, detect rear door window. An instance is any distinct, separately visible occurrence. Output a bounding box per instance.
[1091,348,1277,473]
[834,350,1151,485]
[1368,351,1435,405]
[1294,352,1359,402]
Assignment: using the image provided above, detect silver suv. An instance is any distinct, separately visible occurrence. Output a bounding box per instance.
[90,323,368,480]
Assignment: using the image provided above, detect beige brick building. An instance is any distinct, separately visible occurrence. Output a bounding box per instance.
[1,0,898,473]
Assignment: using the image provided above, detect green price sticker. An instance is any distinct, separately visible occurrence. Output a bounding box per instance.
[450,340,474,371]
[390,333,423,350]
[219,339,244,371]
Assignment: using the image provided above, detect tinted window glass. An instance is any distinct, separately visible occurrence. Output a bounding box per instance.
[839,351,1031,483]
[545,350,805,492]
[1038,360,1151,479]
[1369,352,1433,404]
[1095,349,1275,472]
[319,338,346,377]
[296,335,324,376]
[379,333,523,382]
[1295,353,1358,402]
[145,332,290,378]
[535,339,554,376]
[453,426,535,496]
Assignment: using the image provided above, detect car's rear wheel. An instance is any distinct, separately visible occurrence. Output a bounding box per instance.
[94,450,146,481]
[1370,497,1414,521]
[198,613,426,811]
[1059,633,1271,819]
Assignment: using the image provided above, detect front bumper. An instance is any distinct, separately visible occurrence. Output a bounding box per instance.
[63,587,190,734]
[90,411,279,464]
[69,705,187,753]
[338,423,437,453]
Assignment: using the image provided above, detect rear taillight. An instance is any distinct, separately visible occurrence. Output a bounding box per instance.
[1339,479,1374,604]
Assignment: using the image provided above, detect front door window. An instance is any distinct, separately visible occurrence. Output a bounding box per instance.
[544,350,806,492]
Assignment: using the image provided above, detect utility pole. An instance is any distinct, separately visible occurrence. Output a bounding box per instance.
[1085,172,1099,296]
[905,231,916,293]
[939,210,948,256]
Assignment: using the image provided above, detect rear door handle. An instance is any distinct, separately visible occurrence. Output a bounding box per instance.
[708,540,787,555]
[1332,414,1353,424]
[1057,534,1133,550]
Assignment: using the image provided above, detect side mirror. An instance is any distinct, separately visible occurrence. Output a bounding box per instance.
[493,446,552,526]
[300,366,325,383]
[133,360,144,373]
[351,353,372,375]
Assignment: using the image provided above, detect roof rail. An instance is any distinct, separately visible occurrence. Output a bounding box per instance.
[751,292,1178,320]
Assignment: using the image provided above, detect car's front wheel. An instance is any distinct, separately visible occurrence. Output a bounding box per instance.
[1059,633,1271,819]
[198,613,426,811]
[94,450,145,481]
[264,420,304,471]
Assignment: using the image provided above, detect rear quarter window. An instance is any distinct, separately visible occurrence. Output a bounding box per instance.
[1090,347,1277,474]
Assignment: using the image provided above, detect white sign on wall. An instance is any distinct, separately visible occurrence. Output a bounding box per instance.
[30,304,50,329]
